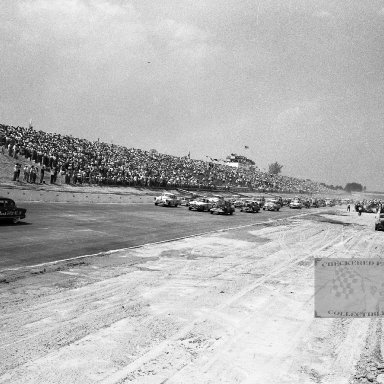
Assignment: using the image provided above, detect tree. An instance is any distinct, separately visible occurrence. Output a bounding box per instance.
[268,162,283,175]
[344,182,363,193]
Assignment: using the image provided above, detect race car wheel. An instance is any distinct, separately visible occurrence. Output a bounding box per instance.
[210,211,213,214]
[188,207,192,210]
[375,225,379,231]
[154,202,158,205]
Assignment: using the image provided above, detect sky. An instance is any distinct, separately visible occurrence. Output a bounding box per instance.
[1,0,384,190]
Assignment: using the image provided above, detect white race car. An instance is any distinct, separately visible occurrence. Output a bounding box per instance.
[188,198,212,212]
[154,192,179,207]
[289,200,302,209]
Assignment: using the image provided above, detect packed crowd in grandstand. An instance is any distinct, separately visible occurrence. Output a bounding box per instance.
[0,123,332,193]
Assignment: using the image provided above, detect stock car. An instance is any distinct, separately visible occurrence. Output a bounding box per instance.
[0,197,27,224]
[363,203,379,213]
[210,200,235,215]
[233,199,245,208]
[289,199,302,209]
[253,197,265,209]
[263,199,281,211]
[154,192,179,207]
[375,210,384,231]
[188,197,212,212]
[240,200,260,213]
[178,197,191,206]
[310,199,319,208]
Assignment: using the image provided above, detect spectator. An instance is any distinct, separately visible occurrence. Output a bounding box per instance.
[40,164,45,184]
[0,123,334,194]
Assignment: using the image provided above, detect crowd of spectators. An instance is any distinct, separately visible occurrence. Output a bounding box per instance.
[0,123,332,194]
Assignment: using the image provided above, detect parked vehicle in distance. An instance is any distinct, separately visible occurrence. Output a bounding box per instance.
[154,192,179,207]
[188,197,213,212]
[0,197,27,224]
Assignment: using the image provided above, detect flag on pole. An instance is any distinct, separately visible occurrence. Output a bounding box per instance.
[188,151,190,159]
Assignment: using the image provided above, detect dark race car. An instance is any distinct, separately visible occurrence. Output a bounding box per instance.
[240,200,260,213]
[210,200,235,215]
[0,198,27,224]
[375,210,384,231]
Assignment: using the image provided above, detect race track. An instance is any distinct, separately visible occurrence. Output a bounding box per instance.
[2,207,381,384]
[0,203,311,269]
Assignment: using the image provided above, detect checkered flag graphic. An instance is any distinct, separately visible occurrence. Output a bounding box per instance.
[332,266,362,300]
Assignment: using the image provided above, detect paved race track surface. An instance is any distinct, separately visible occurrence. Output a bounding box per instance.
[0,203,312,269]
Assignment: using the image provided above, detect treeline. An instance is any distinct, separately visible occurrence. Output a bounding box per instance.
[318,182,366,192]
[320,183,344,191]
[344,182,366,193]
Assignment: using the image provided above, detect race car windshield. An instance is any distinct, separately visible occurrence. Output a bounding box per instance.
[0,200,15,208]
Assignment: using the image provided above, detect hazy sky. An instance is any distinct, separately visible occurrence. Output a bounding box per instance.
[1,0,384,190]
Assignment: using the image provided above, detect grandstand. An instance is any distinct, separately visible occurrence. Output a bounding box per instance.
[0,123,332,194]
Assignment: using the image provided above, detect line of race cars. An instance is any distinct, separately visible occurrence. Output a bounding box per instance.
[153,191,348,215]
[3,192,379,228]
[154,191,384,231]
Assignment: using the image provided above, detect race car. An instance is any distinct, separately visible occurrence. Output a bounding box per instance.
[240,200,260,213]
[253,197,265,209]
[310,199,319,208]
[0,197,27,224]
[188,197,212,212]
[178,197,191,206]
[363,203,379,213]
[233,199,245,208]
[154,192,179,207]
[289,199,302,209]
[375,211,384,231]
[210,200,235,215]
[263,199,281,211]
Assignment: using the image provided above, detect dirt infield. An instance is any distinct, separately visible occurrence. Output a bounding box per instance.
[1,208,382,383]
